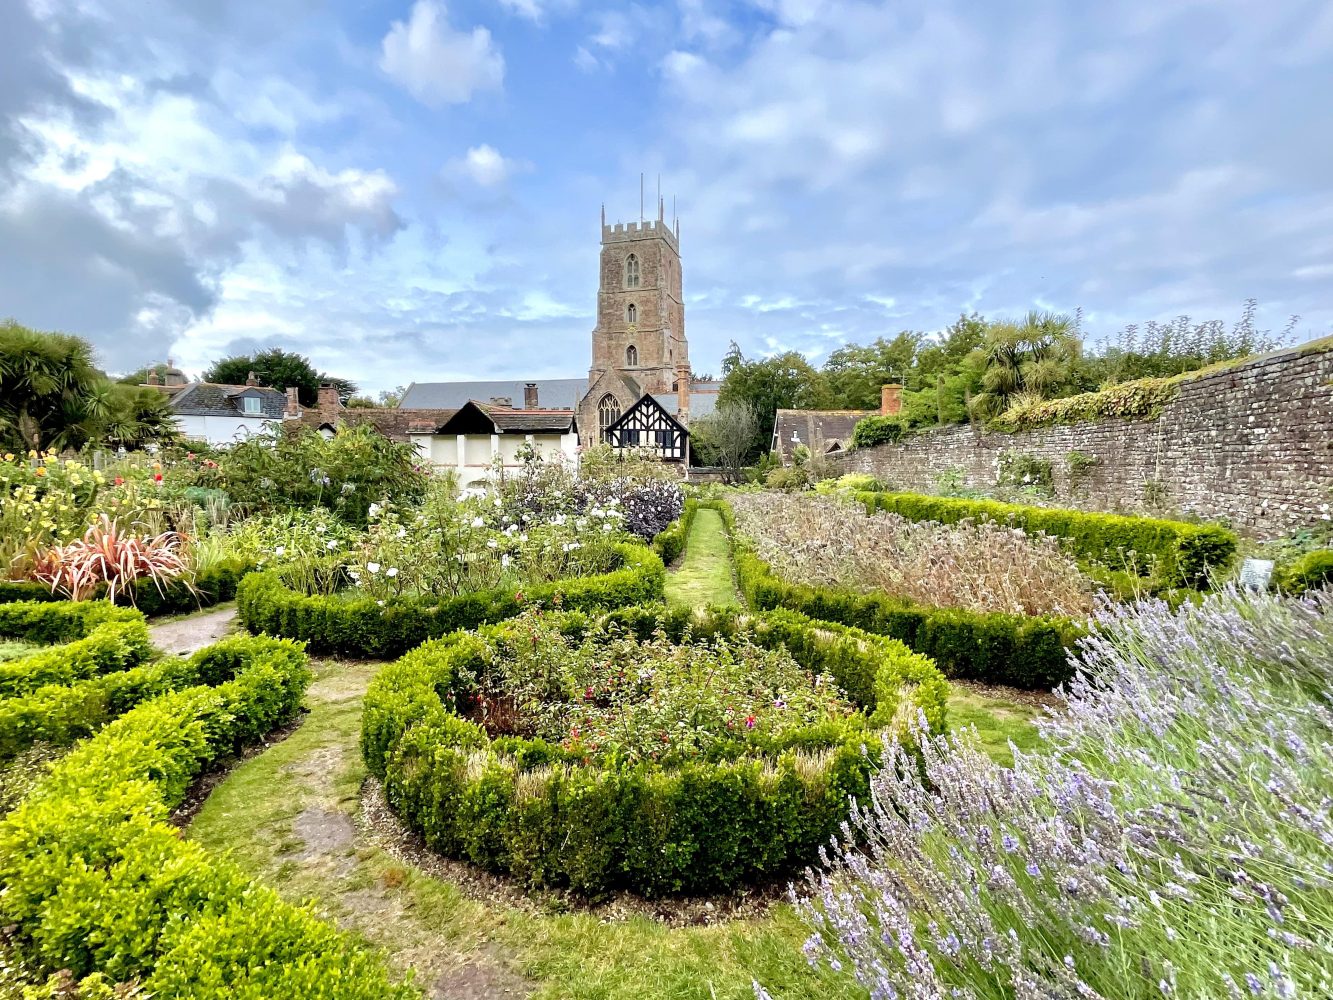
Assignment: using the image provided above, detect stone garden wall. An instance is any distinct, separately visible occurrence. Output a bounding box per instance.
[830,340,1333,537]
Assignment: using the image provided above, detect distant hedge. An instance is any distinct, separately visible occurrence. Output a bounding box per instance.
[1275,549,1333,596]
[363,604,948,898]
[712,500,1082,689]
[0,557,255,614]
[650,499,697,564]
[237,542,666,658]
[852,491,1236,588]
[0,633,414,998]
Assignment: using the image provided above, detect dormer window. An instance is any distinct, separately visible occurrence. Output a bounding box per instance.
[626,303,637,323]
[242,396,262,415]
[625,254,640,288]
[626,344,638,366]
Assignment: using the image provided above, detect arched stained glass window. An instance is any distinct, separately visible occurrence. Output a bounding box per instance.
[598,393,621,441]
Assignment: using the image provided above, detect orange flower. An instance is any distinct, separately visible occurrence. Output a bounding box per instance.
[34,467,46,477]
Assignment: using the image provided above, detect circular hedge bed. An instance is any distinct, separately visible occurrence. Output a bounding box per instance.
[237,540,665,658]
[361,604,949,897]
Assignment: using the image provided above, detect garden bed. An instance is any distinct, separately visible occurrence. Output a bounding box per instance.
[238,540,667,658]
[361,604,948,898]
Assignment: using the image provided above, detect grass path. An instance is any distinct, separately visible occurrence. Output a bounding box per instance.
[665,507,740,608]
[188,658,857,1000]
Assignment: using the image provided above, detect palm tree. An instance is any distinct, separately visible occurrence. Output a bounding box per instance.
[969,312,1080,418]
[0,321,103,451]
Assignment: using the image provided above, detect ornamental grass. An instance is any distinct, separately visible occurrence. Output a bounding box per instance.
[771,589,1333,1000]
[729,492,1094,617]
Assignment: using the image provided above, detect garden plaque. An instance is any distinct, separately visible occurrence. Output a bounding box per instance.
[1239,558,1274,592]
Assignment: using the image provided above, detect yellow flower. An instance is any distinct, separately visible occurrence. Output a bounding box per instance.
[3,453,12,462]
[34,467,46,478]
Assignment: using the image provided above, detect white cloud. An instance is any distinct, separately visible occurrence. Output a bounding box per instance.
[444,144,529,187]
[379,0,505,106]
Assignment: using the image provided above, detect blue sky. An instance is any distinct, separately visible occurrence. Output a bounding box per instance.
[2,0,1331,392]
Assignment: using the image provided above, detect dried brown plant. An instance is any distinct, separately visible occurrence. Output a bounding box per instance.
[730,492,1093,617]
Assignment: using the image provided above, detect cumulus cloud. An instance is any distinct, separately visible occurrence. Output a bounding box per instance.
[443,144,529,187]
[379,0,504,106]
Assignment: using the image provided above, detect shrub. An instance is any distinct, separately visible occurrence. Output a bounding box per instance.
[850,414,909,449]
[814,473,884,495]
[780,590,1333,1000]
[650,498,696,563]
[0,632,285,764]
[362,604,948,897]
[237,541,666,658]
[853,490,1236,588]
[0,633,412,998]
[24,515,190,604]
[0,557,254,614]
[1275,548,1333,595]
[0,614,150,698]
[710,500,1079,689]
[764,465,811,491]
[730,492,1093,617]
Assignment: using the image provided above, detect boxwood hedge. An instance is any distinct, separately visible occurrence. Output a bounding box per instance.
[362,604,949,898]
[0,633,414,999]
[0,602,151,699]
[711,500,1081,689]
[852,490,1236,588]
[237,541,666,658]
[1275,548,1333,596]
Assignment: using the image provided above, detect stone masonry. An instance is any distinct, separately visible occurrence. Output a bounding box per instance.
[831,340,1333,537]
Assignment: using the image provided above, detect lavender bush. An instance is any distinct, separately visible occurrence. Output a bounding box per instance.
[770,590,1333,1000]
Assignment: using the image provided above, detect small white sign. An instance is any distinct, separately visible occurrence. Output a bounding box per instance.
[1240,558,1274,592]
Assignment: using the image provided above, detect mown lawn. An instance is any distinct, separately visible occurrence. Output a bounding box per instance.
[665,506,740,608]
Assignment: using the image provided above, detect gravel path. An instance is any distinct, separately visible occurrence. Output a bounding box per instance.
[149,605,239,656]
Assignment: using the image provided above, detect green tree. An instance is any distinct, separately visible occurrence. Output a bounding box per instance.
[203,348,357,405]
[717,343,823,460]
[0,321,179,452]
[820,332,920,409]
[970,311,1082,419]
[689,402,761,482]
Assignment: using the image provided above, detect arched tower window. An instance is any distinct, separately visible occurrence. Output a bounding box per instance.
[598,393,621,441]
[625,254,640,288]
[626,344,638,366]
[626,302,637,323]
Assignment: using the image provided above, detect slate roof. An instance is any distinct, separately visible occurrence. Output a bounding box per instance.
[399,378,586,410]
[771,408,876,462]
[433,400,577,436]
[170,383,287,418]
[651,389,719,420]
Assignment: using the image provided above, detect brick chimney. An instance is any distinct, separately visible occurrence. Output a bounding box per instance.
[317,383,342,425]
[245,370,260,387]
[676,366,691,418]
[284,386,301,419]
[146,369,160,386]
[880,383,903,416]
[524,383,539,408]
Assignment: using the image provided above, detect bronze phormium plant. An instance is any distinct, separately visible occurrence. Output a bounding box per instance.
[27,514,192,604]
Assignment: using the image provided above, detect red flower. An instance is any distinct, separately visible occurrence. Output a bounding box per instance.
[153,473,163,482]
[187,452,195,460]
[113,476,124,486]
[745,715,756,729]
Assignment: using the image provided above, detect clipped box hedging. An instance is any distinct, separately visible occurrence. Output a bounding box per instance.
[0,632,280,764]
[238,541,666,658]
[650,498,697,564]
[0,602,151,699]
[362,604,949,898]
[852,490,1236,588]
[1275,549,1333,596]
[0,633,414,999]
[0,557,255,613]
[711,500,1081,689]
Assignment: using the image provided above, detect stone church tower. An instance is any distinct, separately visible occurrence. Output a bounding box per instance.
[577,203,690,447]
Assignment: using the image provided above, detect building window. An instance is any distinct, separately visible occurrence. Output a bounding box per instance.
[598,393,621,441]
[626,302,636,323]
[625,254,640,288]
[242,396,262,415]
[626,344,638,366]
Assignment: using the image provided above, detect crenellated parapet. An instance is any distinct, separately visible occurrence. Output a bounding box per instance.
[602,219,679,250]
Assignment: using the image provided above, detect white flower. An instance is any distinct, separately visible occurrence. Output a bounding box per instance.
[397,527,407,538]
[471,516,485,528]
[493,498,502,508]
[367,562,381,574]
[274,545,286,556]
[368,502,381,517]
[326,539,338,549]
[602,523,612,532]
[501,554,511,569]
[316,524,327,534]
[486,539,498,548]
[376,599,386,607]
